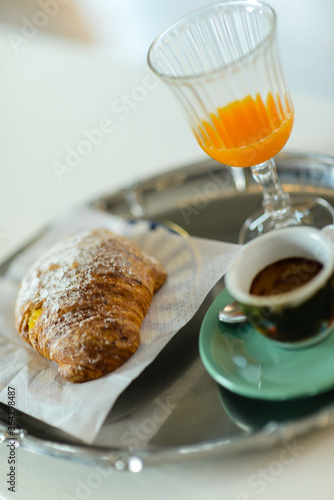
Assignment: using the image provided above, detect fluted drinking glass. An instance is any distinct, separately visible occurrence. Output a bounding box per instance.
[148,1,334,243]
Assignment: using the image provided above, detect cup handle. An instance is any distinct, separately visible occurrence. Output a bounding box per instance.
[320,225,334,247]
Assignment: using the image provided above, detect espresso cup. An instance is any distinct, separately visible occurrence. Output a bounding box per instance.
[225,227,334,348]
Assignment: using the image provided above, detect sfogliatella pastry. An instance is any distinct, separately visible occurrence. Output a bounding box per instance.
[15,229,167,383]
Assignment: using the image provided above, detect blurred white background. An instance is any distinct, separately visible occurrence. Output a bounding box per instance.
[2,0,333,94]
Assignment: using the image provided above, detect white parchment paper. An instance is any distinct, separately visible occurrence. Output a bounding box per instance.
[0,207,239,443]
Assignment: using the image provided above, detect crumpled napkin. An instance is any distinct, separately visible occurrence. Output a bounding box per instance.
[0,206,239,443]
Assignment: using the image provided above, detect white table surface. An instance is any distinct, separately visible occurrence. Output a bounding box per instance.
[1,0,334,498]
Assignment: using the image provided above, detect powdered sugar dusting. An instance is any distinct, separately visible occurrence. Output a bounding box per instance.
[18,230,138,311]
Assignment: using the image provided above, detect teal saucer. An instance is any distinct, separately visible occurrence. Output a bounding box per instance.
[199,289,334,400]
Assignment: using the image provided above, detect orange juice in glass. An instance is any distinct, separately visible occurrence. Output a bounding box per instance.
[197,92,294,168]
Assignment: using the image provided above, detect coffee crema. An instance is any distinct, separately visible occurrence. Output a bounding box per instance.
[250,257,323,297]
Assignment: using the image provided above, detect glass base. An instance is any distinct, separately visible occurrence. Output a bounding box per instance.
[239,196,334,244]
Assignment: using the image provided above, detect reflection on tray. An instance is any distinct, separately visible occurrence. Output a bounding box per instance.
[218,384,334,432]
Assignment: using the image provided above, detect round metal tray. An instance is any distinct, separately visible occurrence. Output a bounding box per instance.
[2,152,334,471]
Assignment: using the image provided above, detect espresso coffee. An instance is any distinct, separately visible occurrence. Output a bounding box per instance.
[250,257,323,296]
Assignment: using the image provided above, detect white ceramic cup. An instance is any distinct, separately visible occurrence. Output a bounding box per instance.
[225,226,334,348]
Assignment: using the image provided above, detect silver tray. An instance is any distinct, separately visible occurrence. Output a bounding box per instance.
[2,152,334,471]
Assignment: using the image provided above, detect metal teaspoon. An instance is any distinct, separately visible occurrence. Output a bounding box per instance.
[218,301,247,324]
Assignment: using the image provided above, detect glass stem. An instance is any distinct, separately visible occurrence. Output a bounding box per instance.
[251,159,291,220]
